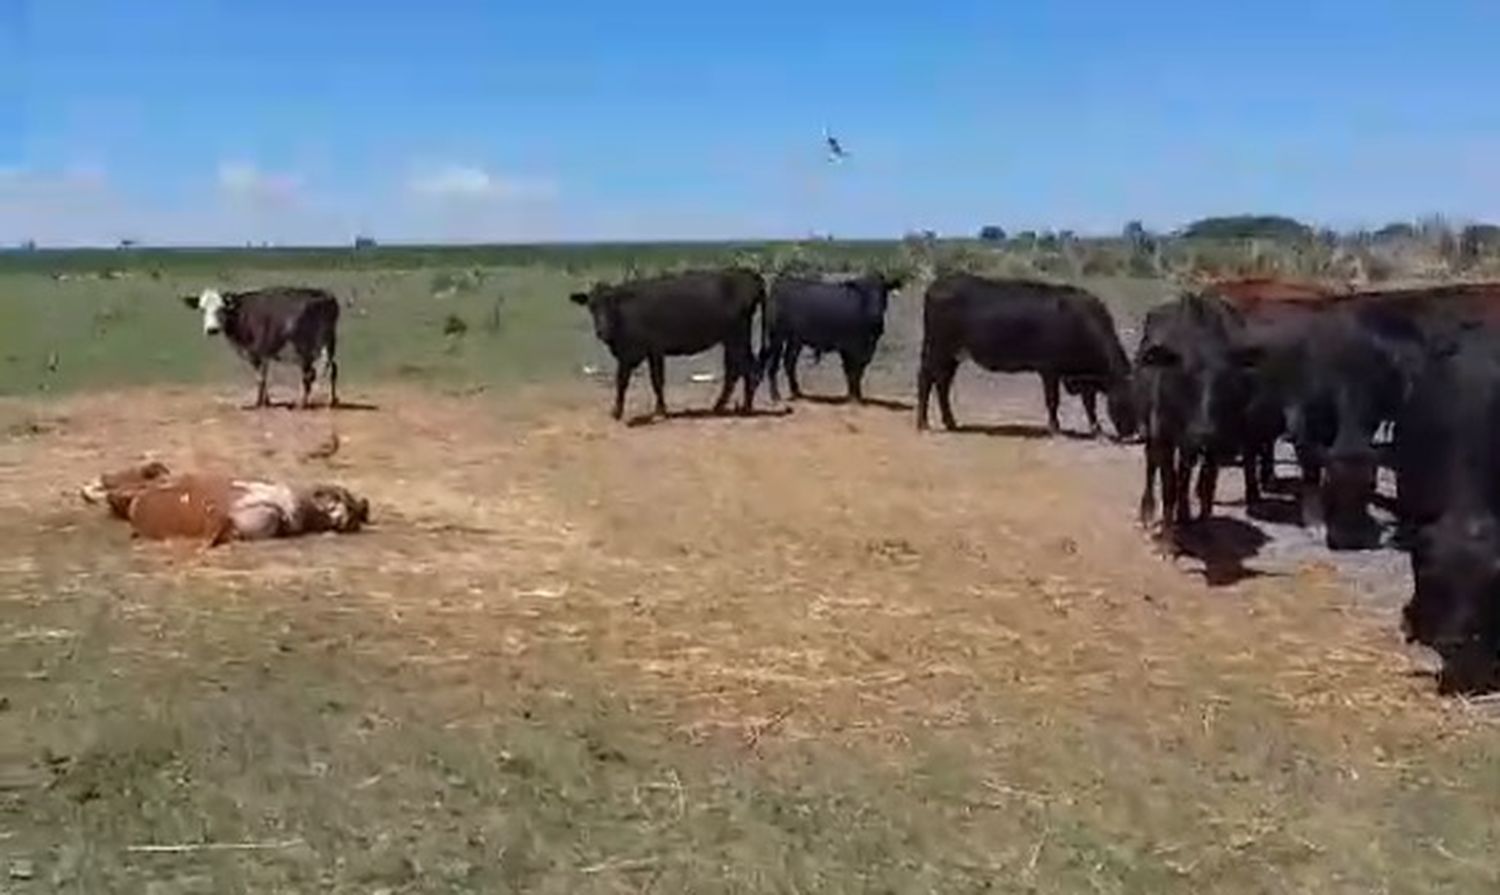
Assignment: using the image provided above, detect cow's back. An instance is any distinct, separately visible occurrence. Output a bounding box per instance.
[923,274,1123,377]
[230,288,339,358]
[769,276,884,348]
[612,269,761,356]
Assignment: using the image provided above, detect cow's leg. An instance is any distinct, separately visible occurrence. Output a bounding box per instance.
[1140,440,1161,528]
[612,358,640,420]
[1197,456,1219,520]
[784,340,805,400]
[736,336,757,413]
[1042,373,1062,435]
[839,349,868,403]
[1173,450,1195,526]
[760,337,783,403]
[325,337,340,408]
[253,361,270,409]
[712,342,742,415]
[1081,388,1102,438]
[917,363,934,430]
[299,357,317,410]
[647,354,668,418]
[1159,444,1182,538]
[1295,443,1324,527]
[1243,443,1263,509]
[934,358,960,430]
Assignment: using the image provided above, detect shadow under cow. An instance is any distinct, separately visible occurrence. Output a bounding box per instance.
[1169,517,1276,587]
[944,422,1100,442]
[794,394,914,413]
[625,406,794,428]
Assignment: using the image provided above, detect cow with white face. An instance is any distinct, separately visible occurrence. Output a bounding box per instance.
[182,286,342,408]
[190,288,230,335]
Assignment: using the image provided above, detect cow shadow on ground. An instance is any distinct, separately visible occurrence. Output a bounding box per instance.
[1245,495,1303,526]
[1170,517,1276,587]
[944,422,1098,442]
[795,394,914,413]
[625,406,795,428]
[241,400,381,413]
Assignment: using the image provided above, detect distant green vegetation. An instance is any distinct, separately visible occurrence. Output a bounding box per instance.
[6,220,1500,398]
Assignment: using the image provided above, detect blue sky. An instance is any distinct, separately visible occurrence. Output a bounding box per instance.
[4,0,1500,245]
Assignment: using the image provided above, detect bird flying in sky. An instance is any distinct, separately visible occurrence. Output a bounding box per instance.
[824,127,849,163]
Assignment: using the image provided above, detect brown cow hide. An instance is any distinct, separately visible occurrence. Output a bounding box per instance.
[82,462,370,546]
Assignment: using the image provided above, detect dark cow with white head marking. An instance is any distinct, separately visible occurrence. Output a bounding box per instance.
[183,286,341,409]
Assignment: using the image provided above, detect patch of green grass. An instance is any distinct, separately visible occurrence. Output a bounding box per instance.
[0,266,605,397]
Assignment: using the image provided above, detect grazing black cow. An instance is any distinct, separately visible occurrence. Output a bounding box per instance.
[570,268,764,421]
[1396,331,1500,694]
[759,272,904,403]
[1135,292,1261,535]
[182,287,340,409]
[1228,293,1422,550]
[916,274,1136,438]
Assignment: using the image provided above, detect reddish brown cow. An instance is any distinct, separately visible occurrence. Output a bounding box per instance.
[82,462,369,547]
[1203,276,1350,313]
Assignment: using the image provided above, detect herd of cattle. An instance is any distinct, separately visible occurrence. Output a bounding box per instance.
[565,267,1500,696]
[150,272,1500,694]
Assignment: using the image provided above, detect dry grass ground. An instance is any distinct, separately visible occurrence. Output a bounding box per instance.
[3,378,1500,893]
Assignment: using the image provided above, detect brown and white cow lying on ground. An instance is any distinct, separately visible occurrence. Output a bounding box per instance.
[81,461,369,546]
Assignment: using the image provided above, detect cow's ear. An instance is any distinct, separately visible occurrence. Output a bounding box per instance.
[569,291,590,306]
[181,294,200,310]
[1139,344,1180,367]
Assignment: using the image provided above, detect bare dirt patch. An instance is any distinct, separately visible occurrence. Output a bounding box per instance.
[2,383,1499,892]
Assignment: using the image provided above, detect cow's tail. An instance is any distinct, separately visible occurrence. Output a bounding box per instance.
[755,274,773,382]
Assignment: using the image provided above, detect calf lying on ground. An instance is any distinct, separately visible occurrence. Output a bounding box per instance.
[81,462,369,546]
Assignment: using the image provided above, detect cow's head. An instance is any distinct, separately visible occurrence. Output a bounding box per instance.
[569,285,619,346]
[306,485,370,534]
[1136,342,1258,450]
[1105,377,1140,440]
[1319,369,1399,551]
[182,289,235,336]
[1404,516,1500,694]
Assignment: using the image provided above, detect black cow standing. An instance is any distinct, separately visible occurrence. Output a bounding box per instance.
[1243,299,1421,549]
[1134,292,1261,535]
[570,268,764,421]
[916,274,1137,438]
[759,273,903,403]
[183,287,340,409]
[1397,330,1500,694]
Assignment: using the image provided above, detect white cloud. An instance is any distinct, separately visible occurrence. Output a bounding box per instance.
[217,161,302,206]
[407,164,555,202]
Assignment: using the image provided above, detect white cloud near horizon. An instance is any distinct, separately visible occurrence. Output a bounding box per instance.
[216,161,303,207]
[406,164,556,203]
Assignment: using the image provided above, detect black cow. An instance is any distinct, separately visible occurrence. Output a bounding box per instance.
[1135,292,1261,534]
[570,268,764,421]
[182,287,340,409]
[916,274,1137,438]
[759,273,903,403]
[1397,331,1500,694]
[1230,295,1420,550]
